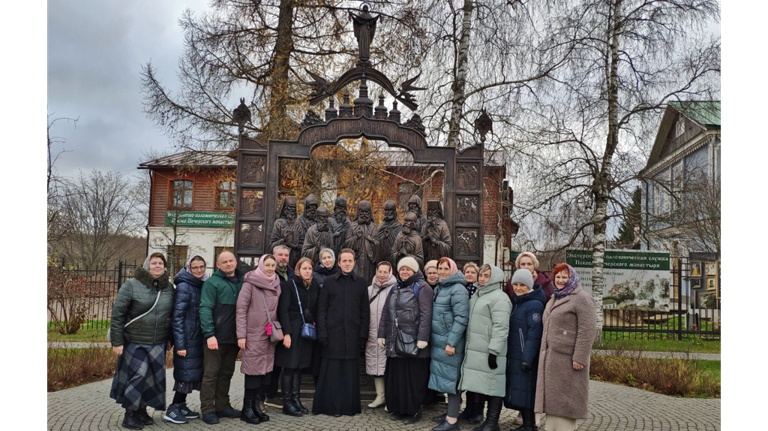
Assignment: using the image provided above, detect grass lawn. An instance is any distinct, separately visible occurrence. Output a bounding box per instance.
[48,321,109,342]
[594,337,720,354]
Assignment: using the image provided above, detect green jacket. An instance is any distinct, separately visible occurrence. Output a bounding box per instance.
[199,268,244,343]
[110,266,175,346]
[459,265,512,397]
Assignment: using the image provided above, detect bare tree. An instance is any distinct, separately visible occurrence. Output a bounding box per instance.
[506,0,720,339]
[47,113,78,250]
[56,170,147,270]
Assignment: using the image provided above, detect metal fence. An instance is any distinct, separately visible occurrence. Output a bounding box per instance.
[50,257,719,340]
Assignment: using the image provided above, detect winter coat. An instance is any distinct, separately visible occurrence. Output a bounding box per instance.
[505,270,554,302]
[428,271,470,394]
[236,270,281,376]
[110,266,175,346]
[275,275,320,370]
[199,269,244,344]
[316,270,370,360]
[377,272,433,359]
[172,268,205,384]
[504,285,546,410]
[366,272,397,375]
[313,262,339,288]
[459,266,512,397]
[534,284,597,419]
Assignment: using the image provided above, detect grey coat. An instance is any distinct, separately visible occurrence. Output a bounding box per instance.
[458,266,512,397]
[427,271,469,394]
[534,285,597,419]
[377,272,433,359]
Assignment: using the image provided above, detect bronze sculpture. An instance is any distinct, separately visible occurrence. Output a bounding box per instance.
[390,211,424,268]
[268,196,302,267]
[407,195,427,235]
[349,4,379,65]
[375,200,402,267]
[302,206,334,263]
[421,201,453,263]
[343,200,379,282]
[329,195,351,254]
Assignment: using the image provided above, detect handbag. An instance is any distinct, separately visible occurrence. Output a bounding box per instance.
[292,280,317,341]
[107,290,162,343]
[393,287,418,357]
[258,287,283,344]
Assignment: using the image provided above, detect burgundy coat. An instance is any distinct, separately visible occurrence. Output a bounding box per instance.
[505,270,553,302]
[236,271,281,376]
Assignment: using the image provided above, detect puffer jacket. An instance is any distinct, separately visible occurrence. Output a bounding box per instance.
[313,262,339,288]
[428,271,469,394]
[110,266,175,346]
[172,268,205,384]
[366,272,397,375]
[459,266,512,397]
[199,269,244,344]
[505,285,546,409]
[377,272,433,359]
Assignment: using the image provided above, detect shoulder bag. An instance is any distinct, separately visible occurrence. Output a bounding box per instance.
[292,280,317,340]
[107,290,162,343]
[393,286,418,357]
[258,287,283,345]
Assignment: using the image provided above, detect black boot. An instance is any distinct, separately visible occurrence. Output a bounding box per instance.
[292,372,309,414]
[122,409,144,430]
[253,387,270,422]
[135,406,154,425]
[469,397,485,424]
[240,389,261,424]
[517,408,537,430]
[281,372,303,416]
[476,397,502,431]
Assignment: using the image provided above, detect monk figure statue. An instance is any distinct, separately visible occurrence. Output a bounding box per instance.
[390,211,424,268]
[344,200,379,282]
[421,200,453,262]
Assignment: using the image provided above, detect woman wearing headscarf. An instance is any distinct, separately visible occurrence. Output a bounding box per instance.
[109,253,175,430]
[458,265,512,431]
[365,261,398,409]
[377,256,433,425]
[505,269,546,431]
[164,255,208,424]
[429,257,470,431]
[424,260,439,288]
[236,254,282,424]
[275,257,320,416]
[313,247,339,288]
[535,264,597,431]
[458,261,484,425]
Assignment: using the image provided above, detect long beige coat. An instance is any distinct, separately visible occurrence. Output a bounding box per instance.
[534,285,596,419]
[365,273,396,375]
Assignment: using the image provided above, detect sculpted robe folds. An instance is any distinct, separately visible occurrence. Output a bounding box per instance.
[390,231,424,269]
[269,218,302,268]
[302,225,334,263]
[375,219,402,267]
[421,219,452,263]
[344,222,378,283]
[330,217,351,254]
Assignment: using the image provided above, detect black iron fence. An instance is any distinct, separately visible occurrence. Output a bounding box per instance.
[50,257,719,340]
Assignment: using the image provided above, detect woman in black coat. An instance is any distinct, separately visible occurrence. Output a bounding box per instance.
[313,247,339,288]
[275,257,320,416]
[165,255,208,424]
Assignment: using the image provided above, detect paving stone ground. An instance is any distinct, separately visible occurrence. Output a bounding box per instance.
[48,369,720,431]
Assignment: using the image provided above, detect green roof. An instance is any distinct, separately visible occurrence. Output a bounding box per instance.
[669,101,720,128]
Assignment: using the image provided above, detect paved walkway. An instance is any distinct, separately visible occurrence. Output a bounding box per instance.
[48,369,720,431]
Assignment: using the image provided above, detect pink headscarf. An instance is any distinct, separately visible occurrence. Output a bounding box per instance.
[437,257,458,278]
[249,254,280,290]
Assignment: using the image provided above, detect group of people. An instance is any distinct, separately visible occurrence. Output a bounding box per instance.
[109,246,596,431]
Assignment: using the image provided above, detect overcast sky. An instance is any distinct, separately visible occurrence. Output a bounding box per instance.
[47,0,210,181]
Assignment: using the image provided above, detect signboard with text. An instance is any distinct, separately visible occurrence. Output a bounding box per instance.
[165,211,235,228]
[566,249,671,310]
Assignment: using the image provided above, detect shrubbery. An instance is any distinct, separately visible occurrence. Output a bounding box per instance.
[47,259,92,335]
